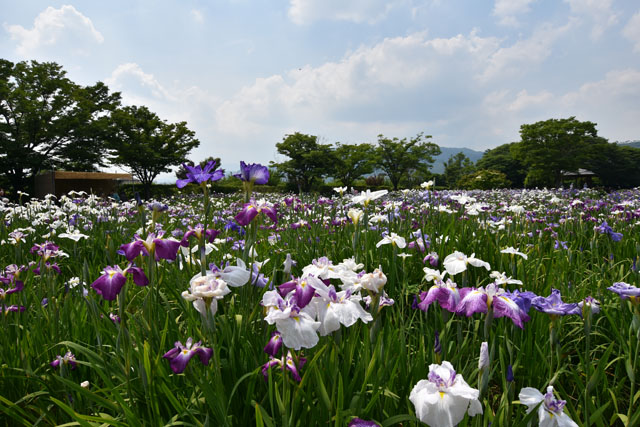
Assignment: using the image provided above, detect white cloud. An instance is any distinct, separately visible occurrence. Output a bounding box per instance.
[106,63,175,102]
[622,12,640,52]
[564,0,618,39]
[493,0,537,27]
[288,0,397,25]
[4,5,103,57]
[215,31,501,136]
[482,69,640,142]
[479,20,574,81]
[191,9,204,24]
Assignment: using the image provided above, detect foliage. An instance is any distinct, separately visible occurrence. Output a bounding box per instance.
[442,152,475,188]
[271,132,334,193]
[512,117,609,188]
[476,142,527,188]
[331,143,377,189]
[107,105,199,198]
[375,133,441,190]
[584,144,640,188]
[457,169,511,190]
[0,59,121,195]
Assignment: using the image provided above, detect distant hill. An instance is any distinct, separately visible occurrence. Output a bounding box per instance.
[617,140,640,149]
[431,147,484,174]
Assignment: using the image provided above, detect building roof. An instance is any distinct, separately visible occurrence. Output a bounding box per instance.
[45,171,133,180]
[562,168,596,177]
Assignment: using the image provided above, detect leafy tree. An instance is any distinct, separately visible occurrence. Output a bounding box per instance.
[108,105,199,198]
[512,117,608,187]
[0,59,121,195]
[458,169,511,190]
[331,143,377,189]
[475,142,526,188]
[585,144,640,188]
[442,152,475,188]
[375,133,440,190]
[272,132,334,193]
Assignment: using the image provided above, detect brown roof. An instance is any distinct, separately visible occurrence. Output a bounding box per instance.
[51,171,133,180]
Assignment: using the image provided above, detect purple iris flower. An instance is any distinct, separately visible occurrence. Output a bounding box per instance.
[607,282,640,302]
[0,276,24,299]
[176,160,224,188]
[163,338,213,374]
[233,161,270,184]
[3,305,25,313]
[595,221,623,242]
[91,264,149,301]
[119,232,181,261]
[263,331,283,357]
[234,200,278,226]
[278,277,317,308]
[418,279,461,313]
[180,225,220,246]
[531,289,581,316]
[348,418,381,427]
[261,350,306,382]
[51,351,77,370]
[455,284,532,329]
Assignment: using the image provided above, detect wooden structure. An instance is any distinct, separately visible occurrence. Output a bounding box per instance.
[561,168,596,187]
[34,171,134,199]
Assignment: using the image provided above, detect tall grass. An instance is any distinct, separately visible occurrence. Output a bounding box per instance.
[0,187,638,426]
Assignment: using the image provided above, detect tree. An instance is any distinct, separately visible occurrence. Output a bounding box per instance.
[375,133,440,190]
[0,59,121,195]
[442,152,475,188]
[475,142,526,188]
[108,105,199,198]
[272,132,334,193]
[331,143,377,189]
[458,169,510,190]
[512,117,608,187]
[584,143,640,188]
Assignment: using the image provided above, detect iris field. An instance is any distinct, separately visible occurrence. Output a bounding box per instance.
[0,181,639,426]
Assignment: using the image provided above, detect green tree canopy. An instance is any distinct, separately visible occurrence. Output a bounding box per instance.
[512,117,608,187]
[442,152,475,188]
[108,105,199,198]
[375,133,440,190]
[0,59,121,195]
[475,142,526,188]
[458,169,511,190]
[584,144,640,188]
[272,132,334,193]
[330,142,377,189]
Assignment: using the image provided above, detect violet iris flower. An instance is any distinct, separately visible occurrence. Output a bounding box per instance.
[263,331,283,357]
[278,276,317,308]
[418,279,461,313]
[595,221,623,242]
[51,351,77,370]
[607,282,640,303]
[455,283,533,329]
[91,264,149,301]
[234,199,278,226]
[262,350,306,382]
[531,289,581,316]
[176,160,224,188]
[0,275,24,299]
[163,338,213,374]
[348,418,381,427]
[180,225,220,246]
[119,232,181,261]
[234,161,270,184]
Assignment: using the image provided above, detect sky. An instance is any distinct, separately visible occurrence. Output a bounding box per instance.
[2,1,640,182]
